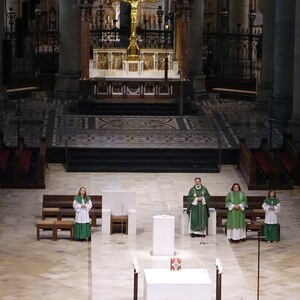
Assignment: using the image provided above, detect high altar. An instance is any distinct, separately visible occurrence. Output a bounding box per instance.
[89,0,180,99]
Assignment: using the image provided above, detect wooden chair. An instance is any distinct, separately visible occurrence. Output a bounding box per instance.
[111,215,128,234]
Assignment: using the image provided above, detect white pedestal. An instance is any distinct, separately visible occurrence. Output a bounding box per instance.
[144,268,211,300]
[152,215,175,256]
[181,209,189,236]
[208,208,216,235]
[102,209,111,234]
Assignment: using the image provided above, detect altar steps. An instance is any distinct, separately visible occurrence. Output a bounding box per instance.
[75,101,197,116]
[65,148,221,173]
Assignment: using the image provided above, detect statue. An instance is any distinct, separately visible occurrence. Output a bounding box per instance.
[112,0,158,60]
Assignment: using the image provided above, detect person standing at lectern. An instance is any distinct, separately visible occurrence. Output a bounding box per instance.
[225,183,248,243]
[73,187,92,241]
[187,177,210,238]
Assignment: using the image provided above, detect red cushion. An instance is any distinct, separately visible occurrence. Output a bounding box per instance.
[277,151,295,172]
[253,152,271,174]
[21,150,32,172]
[0,150,9,171]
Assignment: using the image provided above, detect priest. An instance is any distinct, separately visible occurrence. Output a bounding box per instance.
[187,177,210,238]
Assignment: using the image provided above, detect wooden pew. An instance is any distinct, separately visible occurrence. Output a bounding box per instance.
[210,87,257,101]
[238,138,257,190]
[13,137,32,186]
[276,134,300,185]
[252,138,281,188]
[35,137,47,188]
[183,195,265,227]
[0,132,9,173]
[36,219,74,241]
[6,86,39,99]
[42,195,102,227]
[238,138,291,190]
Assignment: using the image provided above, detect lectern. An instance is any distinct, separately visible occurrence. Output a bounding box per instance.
[152,215,175,256]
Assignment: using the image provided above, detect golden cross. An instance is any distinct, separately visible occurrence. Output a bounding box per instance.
[112,0,159,60]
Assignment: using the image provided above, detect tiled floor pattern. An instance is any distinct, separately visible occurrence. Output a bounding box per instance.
[0,164,299,299]
[1,96,283,149]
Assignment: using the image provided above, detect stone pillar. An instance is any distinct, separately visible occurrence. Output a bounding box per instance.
[54,0,81,99]
[272,0,295,129]
[255,0,275,111]
[288,0,300,148]
[189,0,206,100]
[0,1,5,124]
[228,0,250,31]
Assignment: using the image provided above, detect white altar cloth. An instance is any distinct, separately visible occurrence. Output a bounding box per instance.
[144,268,211,300]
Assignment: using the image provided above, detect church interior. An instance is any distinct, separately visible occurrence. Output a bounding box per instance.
[1,1,300,299]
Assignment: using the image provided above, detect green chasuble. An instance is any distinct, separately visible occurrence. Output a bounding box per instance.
[187,185,210,232]
[225,191,248,229]
[263,197,280,207]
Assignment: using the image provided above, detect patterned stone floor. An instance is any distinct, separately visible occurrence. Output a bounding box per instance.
[1,95,283,149]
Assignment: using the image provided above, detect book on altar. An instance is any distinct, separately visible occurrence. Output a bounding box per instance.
[170,257,182,271]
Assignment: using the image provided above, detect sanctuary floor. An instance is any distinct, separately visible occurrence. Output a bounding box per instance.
[0,164,299,300]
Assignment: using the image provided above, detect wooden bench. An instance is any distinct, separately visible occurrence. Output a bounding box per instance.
[111,215,128,234]
[54,220,74,241]
[42,195,102,227]
[238,138,257,189]
[238,138,291,190]
[36,220,74,241]
[0,149,9,172]
[183,195,265,227]
[276,134,300,185]
[0,132,9,172]
[13,137,32,186]
[252,138,281,188]
[210,87,257,101]
[36,220,55,240]
[6,86,39,99]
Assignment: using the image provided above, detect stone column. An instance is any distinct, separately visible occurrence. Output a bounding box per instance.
[228,0,250,31]
[288,0,300,148]
[189,0,206,100]
[54,0,81,99]
[0,1,5,124]
[272,0,295,129]
[255,0,275,111]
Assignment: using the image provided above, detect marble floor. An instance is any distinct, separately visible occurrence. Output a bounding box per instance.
[0,164,299,300]
[1,96,284,149]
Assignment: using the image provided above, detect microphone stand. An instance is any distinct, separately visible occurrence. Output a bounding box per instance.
[118,203,125,245]
[200,198,207,245]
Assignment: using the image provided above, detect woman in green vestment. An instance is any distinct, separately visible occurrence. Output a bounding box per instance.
[73,187,92,241]
[262,190,281,242]
[225,183,248,242]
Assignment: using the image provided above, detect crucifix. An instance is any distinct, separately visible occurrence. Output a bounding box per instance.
[112,0,159,60]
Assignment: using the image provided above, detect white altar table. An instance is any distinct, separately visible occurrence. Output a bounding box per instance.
[143,268,212,300]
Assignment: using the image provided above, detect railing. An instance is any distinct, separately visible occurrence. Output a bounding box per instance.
[203,24,262,89]
[90,27,173,49]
